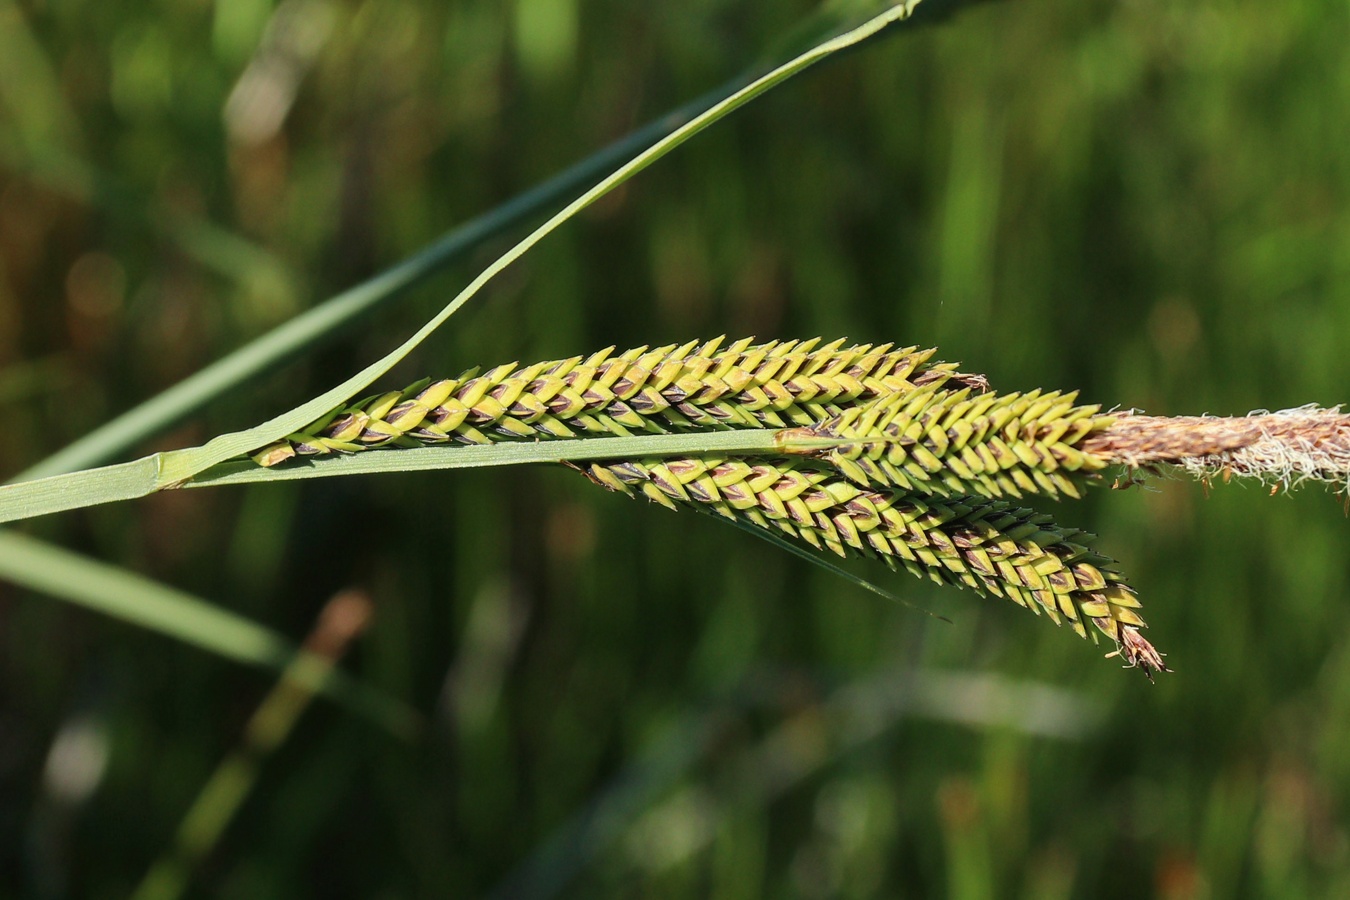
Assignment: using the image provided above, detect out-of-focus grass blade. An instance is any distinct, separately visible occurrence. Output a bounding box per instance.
[0,142,297,311]
[0,355,74,406]
[0,0,80,153]
[0,531,421,739]
[132,589,378,900]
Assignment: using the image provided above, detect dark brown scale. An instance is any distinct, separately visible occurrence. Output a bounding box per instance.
[548,395,577,414]
[1046,570,1074,590]
[686,481,714,504]
[913,370,949,387]
[895,528,928,549]
[467,407,496,424]
[927,530,956,555]
[963,552,996,577]
[610,462,644,483]
[628,392,661,414]
[803,488,832,508]
[648,470,681,497]
[327,414,359,434]
[693,382,731,404]
[949,530,980,550]
[618,367,653,393]
[722,483,752,505]
[664,460,701,478]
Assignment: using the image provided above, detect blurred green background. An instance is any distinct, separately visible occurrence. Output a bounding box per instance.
[3,0,1350,896]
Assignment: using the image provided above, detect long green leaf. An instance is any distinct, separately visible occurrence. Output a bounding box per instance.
[0,458,162,525]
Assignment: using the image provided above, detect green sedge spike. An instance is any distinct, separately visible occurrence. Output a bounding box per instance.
[580,455,1165,676]
[253,337,979,466]
[779,386,1119,500]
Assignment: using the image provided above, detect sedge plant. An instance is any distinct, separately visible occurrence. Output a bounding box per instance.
[2,0,1346,688]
